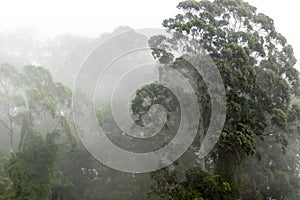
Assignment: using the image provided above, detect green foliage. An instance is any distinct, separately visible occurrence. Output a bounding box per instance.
[0,63,77,200]
[0,159,13,199]
[7,131,57,200]
[0,63,26,149]
[131,0,300,199]
[151,167,231,200]
[240,102,300,199]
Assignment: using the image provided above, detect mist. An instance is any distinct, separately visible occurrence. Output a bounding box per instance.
[1,0,300,200]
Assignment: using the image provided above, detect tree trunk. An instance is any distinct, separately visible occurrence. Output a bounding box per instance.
[199,113,205,171]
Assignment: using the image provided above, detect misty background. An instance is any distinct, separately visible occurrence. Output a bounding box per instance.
[0,0,299,74]
[0,0,300,199]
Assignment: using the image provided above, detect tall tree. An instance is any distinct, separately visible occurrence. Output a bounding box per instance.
[0,63,76,199]
[240,103,300,199]
[0,63,25,151]
[131,0,300,198]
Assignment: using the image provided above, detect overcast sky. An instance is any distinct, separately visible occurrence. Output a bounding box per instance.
[0,0,298,69]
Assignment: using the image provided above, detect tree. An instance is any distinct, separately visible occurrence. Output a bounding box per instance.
[0,63,24,151]
[0,63,76,199]
[7,130,58,200]
[131,0,299,198]
[240,103,300,199]
[0,158,13,199]
[150,166,231,200]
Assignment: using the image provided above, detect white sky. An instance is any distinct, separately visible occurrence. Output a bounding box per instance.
[0,0,299,69]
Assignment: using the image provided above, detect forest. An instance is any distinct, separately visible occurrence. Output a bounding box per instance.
[0,0,300,199]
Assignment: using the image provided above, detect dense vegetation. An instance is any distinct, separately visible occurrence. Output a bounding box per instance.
[0,0,300,199]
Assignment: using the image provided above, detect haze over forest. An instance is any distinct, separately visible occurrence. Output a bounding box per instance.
[0,0,300,200]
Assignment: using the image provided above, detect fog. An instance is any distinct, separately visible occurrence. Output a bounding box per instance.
[0,0,300,200]
[0,0,298,71]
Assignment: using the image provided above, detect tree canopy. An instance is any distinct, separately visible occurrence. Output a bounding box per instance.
[131,0,300,199]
